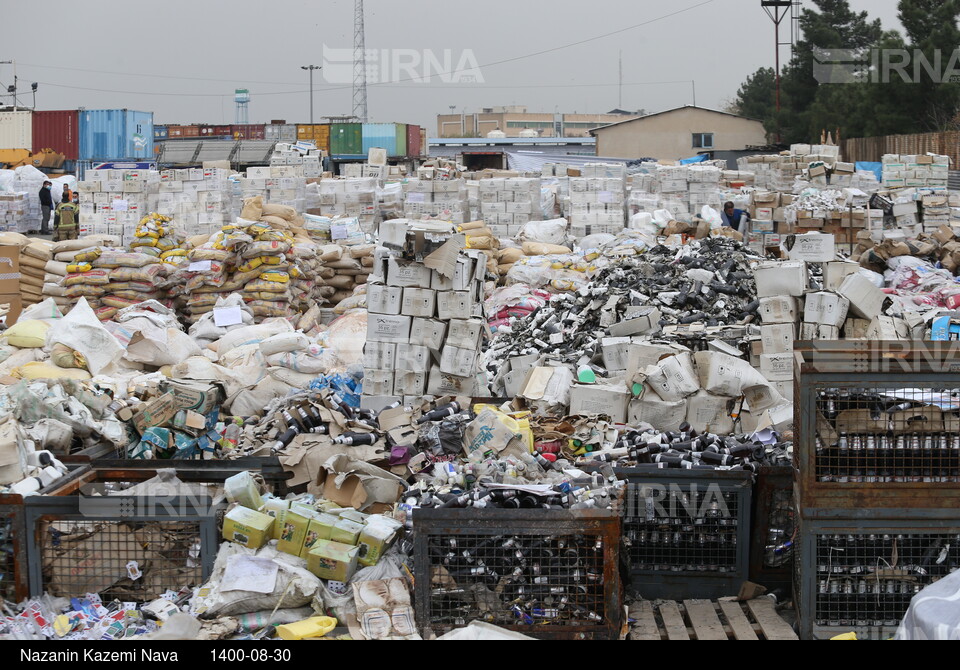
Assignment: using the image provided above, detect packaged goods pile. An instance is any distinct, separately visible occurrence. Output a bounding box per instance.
[478,177,543,238]
[567,165,627,239]
[0,166,76,234]
[153,167,234,238]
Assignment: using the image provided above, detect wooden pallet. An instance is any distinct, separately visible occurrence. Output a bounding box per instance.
[628,598,799,641]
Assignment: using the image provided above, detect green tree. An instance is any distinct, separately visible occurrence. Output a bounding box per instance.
[732,67,777,126]
[895,0,960,130]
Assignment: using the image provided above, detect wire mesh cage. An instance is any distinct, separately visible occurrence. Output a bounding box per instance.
[796,344,960,512]
[412,509,622,640]
[749,467,795,590]
[617,469,752,600]
[0,497,28,602]
[796,517,960,640]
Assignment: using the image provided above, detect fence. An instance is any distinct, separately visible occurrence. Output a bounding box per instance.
[842,131,960,166]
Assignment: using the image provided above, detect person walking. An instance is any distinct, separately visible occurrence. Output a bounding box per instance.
[38,181,53,235]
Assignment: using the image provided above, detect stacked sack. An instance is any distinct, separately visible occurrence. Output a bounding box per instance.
[87,249,176,322]
[18,239,54,309]
[51,235,123,314]
[317,243,373,314]
[42,255,70,311]
[457,220,500,277]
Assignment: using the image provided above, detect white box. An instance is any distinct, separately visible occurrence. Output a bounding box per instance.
[760,353,794,381]
[754,261,808,298]
[785,233,836,262]
[568,384,630,423]
[363,370,394,396]
[838,273,888,319]
[440,345,479,377]
[803,291,850,327]
[761,324,796,354]
[436,290,477,320]
[409,318,447,350]
[363,342,396,369]
[445,318,485,350]
[393,370,427,396]
[759,296,799,324]
[365,314,412,343]
[823,261,860,292]
[386,258,432,288]
[394,344,431,372]
[401,288,437,318]
[427,366,478,397]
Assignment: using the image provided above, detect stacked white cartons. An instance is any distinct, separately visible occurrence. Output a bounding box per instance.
[542,163,571,177]
[654,165,690,221]
[315,178,379,233]
[401,178,469,224]
[686,165,723,214]
[568,176,626,238]
[78,169,161,243]
[363,245,486,402]
[478,178,542,238]
[740,156,777,190]
[921,194,952,233]
[0,193,27,232]
[885,154,950,190]
[156,168,230,238]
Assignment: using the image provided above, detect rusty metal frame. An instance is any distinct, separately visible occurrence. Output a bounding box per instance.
[413,508,623,640]
[749,466,794,590]
[795,342,960,517]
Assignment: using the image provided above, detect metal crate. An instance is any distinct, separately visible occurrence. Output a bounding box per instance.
[796,342,960,515]
[796,516,960,640]
[23,470,225,601]
[0,495,28,602]
[617,468,752,600]
[749,466,795,590]
[412,508,623,640]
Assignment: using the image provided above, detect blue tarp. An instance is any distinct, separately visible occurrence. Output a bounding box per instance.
[680,154,709,165]
[856,161,883,182]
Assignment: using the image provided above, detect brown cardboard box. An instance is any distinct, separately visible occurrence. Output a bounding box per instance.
[0,247,20,295]
[0,293,23,327]
[131,392,178,434]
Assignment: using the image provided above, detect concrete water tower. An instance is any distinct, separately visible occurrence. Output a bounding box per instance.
[235,89,250,125]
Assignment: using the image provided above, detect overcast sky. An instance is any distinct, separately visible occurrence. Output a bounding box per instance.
[2,0,902,132]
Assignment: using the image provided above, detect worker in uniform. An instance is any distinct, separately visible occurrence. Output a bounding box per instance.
[54,196,79,242]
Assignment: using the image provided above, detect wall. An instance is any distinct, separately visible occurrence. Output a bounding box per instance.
[593,108,768,160]
[843,131,960,166]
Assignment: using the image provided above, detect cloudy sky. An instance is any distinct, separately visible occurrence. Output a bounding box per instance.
[2,0,902,132]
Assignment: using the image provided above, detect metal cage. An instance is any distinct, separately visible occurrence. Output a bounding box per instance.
[796,343,960,516]
[795,517,960,640]
[749,466,795,590]
[412,508,623,640]
[616,468,752,600]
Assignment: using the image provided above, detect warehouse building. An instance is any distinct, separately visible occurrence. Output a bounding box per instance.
[437,106,641,139]
[589,106,768,161]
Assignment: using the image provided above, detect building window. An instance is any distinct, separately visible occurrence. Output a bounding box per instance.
[693,133,714,149]
[506,121,553,129]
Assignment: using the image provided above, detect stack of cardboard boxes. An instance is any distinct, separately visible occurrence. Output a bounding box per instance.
[363,222,487,405]
[401,178,470,224]
[882,154,950,190]
[478,177,542,238]
[314,178,379,234]
[76,169,161,243]
[0,193,27,233]
[154,167,233,237]
[568,176,626,238]
[235,165,308,222]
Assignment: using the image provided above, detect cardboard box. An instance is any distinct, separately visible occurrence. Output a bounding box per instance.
[803,291,850,328]
[366,284,403,315]
[754,261,808,297]
[785,233,836,262]
[685,390,734,434]
[409,318,447,350]
[162,379,223,415]
[386,257,432,288]
[363,342,396,370]
[866,315,910,340]
[601,337,633,372]
[401,287,436,318]
[644,353,700,402]
[440,345,478,378]
[843,317,871,339]
[427,366,478,397]
[607,307,662,336]
[838,273,888,319]
[823,261,860,292]
[357,518,400,568]
[222,506,274,549]
[316,454,406,514]
[393,370,427,396]
[394,343,430,372]
[760,353,794,381]
[759,296,799,324]
[302,514,338,555]
[362,370,393,396]
[307,540,360,582]
[436,290,477,321]
[130,392,178,434]
[277,509,316,557]
[0,247,20,295]
[568,384,630,422]
[445,318,485,350]
[366,314,412,343]
[628,394,688,432]
[760,324,796,354]
[330,517,364,546]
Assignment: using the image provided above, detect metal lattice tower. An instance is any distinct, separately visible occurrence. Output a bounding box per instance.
[353,0,369,122]
[235,89,250,125]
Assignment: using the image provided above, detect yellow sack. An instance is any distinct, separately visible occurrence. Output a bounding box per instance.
[5,320,51,348]
[259,271,290,284]
[66,263,93,274]
[13,361,92,381]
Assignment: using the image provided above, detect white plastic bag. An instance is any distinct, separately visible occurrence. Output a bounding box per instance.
[45,298,124,375]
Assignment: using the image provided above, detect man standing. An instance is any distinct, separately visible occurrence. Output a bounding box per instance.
[54,197,79,242]
[38,181,53,235]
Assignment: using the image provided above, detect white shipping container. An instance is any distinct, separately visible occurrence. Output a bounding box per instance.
[0,110,33,150]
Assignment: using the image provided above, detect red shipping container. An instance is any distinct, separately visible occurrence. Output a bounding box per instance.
[407,124,422,157]
[231,124,265,140]
[32,110,79,160]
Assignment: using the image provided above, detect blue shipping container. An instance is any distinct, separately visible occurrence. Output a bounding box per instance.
[362,123,399,157]
[154,125,168,141]
[79,109,154,160]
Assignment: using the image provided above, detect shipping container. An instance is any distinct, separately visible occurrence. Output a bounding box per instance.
[395,123,408,157]
[167,125,199,139]
[0,110,33,151]
[231,124,265,140]
[266,124,298,143]
[32,110,79,160]
[295,124,330,152]
[78,109,154,161]
[407,124,422,157]
[199,124,232,138]
[154,125,169,141]
[330,122,362,157]
[362,123,399,157]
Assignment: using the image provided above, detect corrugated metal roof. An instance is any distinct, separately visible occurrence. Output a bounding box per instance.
[429,137,595,146]
[157,139,277,165]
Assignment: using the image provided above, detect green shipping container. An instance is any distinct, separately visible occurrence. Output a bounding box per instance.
[330,123,362,157]
[395,123,407,157]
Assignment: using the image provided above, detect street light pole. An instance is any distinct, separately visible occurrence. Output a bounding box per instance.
[301,65,322,125]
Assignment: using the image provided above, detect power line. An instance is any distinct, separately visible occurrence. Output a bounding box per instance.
[21,1,714,98]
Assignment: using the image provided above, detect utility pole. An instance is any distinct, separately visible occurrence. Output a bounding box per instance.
[0,60,17,110]
[353,0,369,122]
[761,0,793,143]
[619,51,623,110]
[301,65,322,125]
